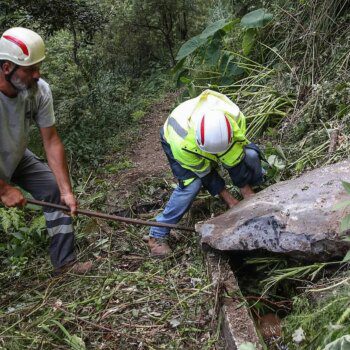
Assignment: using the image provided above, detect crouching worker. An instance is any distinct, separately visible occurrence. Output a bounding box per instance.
[149,89,264,257]
[0,27,92,275]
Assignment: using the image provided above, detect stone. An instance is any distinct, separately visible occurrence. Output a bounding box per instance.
[205,249,262,349]
[197,161,350,259]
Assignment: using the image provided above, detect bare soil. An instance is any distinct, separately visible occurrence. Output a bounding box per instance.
[128,92,179,181]
[106,91,180,208]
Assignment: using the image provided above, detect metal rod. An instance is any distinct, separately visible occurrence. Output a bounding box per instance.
[26,198,195,232]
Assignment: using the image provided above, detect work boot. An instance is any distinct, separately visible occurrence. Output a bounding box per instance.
[53,260,93,276]
[148,237,172,258]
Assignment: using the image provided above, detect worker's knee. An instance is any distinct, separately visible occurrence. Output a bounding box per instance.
[187,177,203,193]
[244,148,260,169]
[171,178,202,204]
[244,148,264,186]
[228,147,264,187]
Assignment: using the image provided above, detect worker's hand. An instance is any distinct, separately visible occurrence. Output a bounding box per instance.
[240,185,255,199]
[0,184,26,207]
[218,188,239,209]
[60,192,78,216]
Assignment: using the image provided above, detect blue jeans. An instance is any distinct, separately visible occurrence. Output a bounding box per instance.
[149,178,202,238]
[150,139,264,239]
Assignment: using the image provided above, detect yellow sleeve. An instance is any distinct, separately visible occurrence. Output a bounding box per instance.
[237,112,246,135]
[172,145,211,173]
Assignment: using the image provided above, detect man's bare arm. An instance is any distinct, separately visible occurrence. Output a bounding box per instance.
[40,126,77,214]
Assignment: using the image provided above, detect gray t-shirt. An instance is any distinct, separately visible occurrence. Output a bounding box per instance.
[0,78,55,181]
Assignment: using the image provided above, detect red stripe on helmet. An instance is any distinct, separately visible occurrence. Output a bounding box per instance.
[225,115,232,144]
[200,115,205,145]
[3,35,29,56]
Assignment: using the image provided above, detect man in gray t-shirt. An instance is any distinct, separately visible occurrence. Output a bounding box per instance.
[0,27,92,274]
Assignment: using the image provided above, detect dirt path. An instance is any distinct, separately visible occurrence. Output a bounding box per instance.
[126,91,178,182]
[106,91,180,209]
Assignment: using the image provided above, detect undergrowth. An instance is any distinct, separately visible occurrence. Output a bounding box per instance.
[0,176,225,349]
[176,0,350,181]
[282,270,350,349]
[1,1,350,349]
[174,1,350,348]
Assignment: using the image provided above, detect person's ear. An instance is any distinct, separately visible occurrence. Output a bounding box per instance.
[1,61,13,74]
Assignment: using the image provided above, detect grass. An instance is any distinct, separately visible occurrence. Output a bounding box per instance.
[282,269,350,349]
[0,200,225,349]
[0,85,226,349]
[1,2,350,349]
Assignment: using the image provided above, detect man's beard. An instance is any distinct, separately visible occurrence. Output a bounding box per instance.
[10,75,38,92]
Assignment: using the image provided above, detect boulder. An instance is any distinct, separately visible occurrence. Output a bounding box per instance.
[196,161,350,259]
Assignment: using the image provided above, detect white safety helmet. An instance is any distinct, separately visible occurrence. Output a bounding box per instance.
[195,110,233,154]
[0,27,45,66]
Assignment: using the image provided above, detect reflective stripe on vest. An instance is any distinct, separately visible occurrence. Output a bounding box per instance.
[167,117,188,139]
[163,90,249,174]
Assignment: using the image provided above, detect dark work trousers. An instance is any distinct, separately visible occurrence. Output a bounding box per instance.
[226,143,264,188]
[10,149,76,269]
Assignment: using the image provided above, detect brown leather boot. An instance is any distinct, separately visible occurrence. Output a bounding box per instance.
[148,237,172,258]
[53,260,93,276]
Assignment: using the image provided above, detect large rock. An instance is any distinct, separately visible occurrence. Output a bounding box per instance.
[197,161,350,259]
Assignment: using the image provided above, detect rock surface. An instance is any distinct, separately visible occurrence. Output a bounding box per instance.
[205,250,262,350]
[197,161,350,259]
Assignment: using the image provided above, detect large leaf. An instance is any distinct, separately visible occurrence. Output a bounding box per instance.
[172,58,185,74]
[220,52,244,78]
[342,181,350,194]
[201,19,234,38]
[275,145,287,160]
[204,31,224,66]
[324,334,350,349]
[176,36,207,61]
[333,200,350,211]
[267,155,286,170]
[11,231,24,240]
[242,28,256,56]
[342,250,350,262]
[241,9,273,29]
[340,213,350,232]
[225,62,244,77]
[176,19,236,61]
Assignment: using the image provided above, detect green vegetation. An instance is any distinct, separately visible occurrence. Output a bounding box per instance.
[1,0,350,349]
[173,1,350,348]
[282,270,350,349]
[0,219,223,349]
[334,181,350,234]
[176,0,350,179]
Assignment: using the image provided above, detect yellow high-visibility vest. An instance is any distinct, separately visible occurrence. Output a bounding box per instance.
[163,90,249,186]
